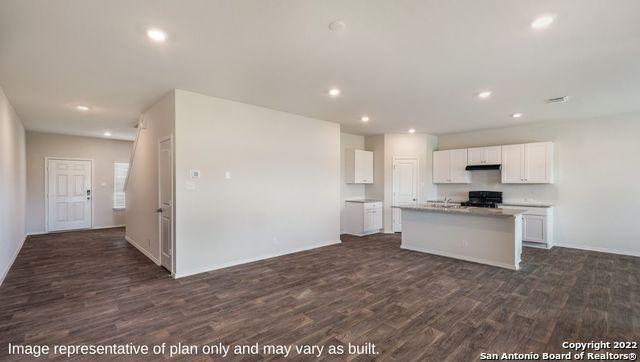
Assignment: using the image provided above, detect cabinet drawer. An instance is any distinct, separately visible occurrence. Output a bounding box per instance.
[364,202,382,210]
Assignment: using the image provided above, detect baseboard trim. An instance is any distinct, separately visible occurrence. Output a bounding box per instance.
[175,239,342,278]
[27,225,125,236]
[26,231,47,236]
[0,234,27,287]
[401,244,519,271]
[125,235,160,265]
[92,224,125,230]
[554,242,640,258]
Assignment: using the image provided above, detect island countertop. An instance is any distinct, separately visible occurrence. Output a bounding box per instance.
[394,204,526,218]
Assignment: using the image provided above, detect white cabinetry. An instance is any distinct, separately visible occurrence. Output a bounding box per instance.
[467,146,502,165]
[345,149,373,184]
[499,205,554,248]
[433,149,471,184]
[344,201,383,236]
[501,142,554,184]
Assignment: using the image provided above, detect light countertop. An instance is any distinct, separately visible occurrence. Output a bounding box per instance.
[345,199,383,203]
[394,204,526,218]
[499,201,554,208]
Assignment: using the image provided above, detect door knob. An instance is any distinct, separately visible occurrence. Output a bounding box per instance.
[156,208,163,213]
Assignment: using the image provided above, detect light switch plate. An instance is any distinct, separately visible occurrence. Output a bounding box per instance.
[185,181,196,191]
[225,171,231,179]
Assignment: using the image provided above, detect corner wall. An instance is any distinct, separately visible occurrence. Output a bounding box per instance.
[174,90,340,277]
[125,91,175,263]
[340,132,366,233]
[0,86,26,285]
[437,114,640,256]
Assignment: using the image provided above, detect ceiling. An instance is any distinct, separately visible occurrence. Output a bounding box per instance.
[1,0,639,140]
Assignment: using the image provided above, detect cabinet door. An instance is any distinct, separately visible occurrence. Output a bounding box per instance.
[354,150,373,183]
[364,208,381,231]
[433,151,450,183]
[485,146,502,165]
[523,215,546,243]
[449,149,470,183]
[467,148,485,165]
[524,143,551,183]
[501,144,525,183]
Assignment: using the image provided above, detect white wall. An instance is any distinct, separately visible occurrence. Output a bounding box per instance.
[25,132,132,233]
[437,114,640,256]
[174,90,340,277]
[340,132,366,233]
[364,135,385,202]
[125,91,175,264]
[0,86,26,285]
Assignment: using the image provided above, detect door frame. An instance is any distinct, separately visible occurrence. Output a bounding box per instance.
[157,135,175,275]
[392,156,419,232]
[44,157,95,233]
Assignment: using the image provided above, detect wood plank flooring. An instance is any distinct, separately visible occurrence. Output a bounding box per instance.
[1,228,638,361]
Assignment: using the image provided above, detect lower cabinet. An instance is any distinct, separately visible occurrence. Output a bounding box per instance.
[499,205,554,248]
[344,201,383,236]
[522,215,546,243]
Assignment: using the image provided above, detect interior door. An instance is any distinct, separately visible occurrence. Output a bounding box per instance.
[158,138,173,272]
[48,159,92,231]
[393,158,418,232]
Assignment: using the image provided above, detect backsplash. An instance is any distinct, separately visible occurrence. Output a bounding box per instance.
[437,170,558,203]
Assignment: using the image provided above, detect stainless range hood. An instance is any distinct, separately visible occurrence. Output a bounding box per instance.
[465,164,501,171]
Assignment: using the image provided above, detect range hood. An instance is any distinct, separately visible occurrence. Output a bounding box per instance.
[465,164,501,171]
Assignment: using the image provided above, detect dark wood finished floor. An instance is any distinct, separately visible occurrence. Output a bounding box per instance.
[1,228,638,361]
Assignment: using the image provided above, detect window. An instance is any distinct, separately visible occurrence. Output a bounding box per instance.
[113,162,129,209]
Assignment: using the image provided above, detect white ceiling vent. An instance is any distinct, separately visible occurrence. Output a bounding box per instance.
[545,96,569,104]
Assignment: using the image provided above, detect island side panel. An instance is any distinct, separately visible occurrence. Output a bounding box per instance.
[400,209,520,270]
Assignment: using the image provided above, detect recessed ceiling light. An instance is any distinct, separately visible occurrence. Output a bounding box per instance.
[408,128,416,134]
[361,116,370,122]
[512,113,523,118]
[531,15,556,30]
[477,91,492,99]
[103,131,112,137]
[329,21,347,32]
[76,105,90,111]
[147,28,167,42]
[328,88,341,97]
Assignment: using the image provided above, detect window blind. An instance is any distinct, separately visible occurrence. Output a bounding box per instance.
[113,162,129,209]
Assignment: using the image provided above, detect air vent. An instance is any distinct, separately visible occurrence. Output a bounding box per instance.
[545,96,568,103]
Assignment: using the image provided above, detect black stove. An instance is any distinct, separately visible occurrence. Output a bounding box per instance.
[460,191,502,208]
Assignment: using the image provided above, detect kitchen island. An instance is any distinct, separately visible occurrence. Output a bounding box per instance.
[395,204,526,270]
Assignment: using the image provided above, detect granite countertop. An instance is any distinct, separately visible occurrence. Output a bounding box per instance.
[499,201,554,208]
[345,199,383,203]
[394,204,526,218]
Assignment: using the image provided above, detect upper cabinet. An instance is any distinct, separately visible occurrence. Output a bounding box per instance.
[501,142,554,184]
[433,149,471,183]
[345,149,373,184]
[468,146,502,165]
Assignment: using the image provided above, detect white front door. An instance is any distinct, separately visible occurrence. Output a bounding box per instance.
[47,159,92,232]
[158,137,173,272]
[393,158,418,232]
